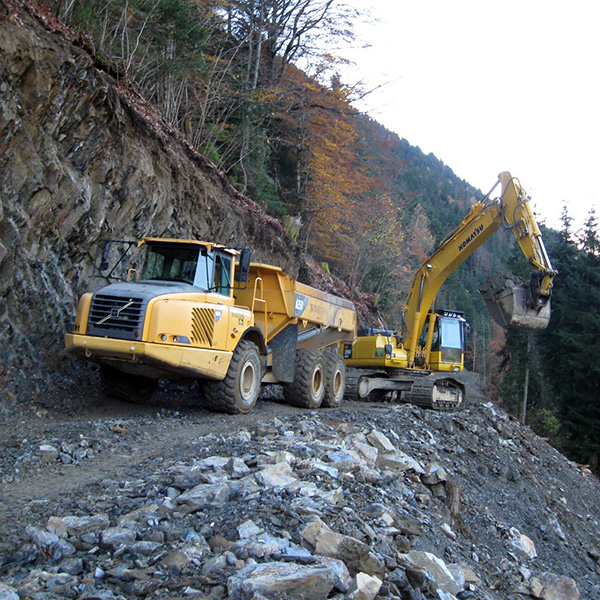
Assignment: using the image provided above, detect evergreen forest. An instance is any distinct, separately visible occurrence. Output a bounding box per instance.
[46,0,599,473]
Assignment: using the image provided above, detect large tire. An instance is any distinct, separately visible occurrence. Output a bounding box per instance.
[100,366,158,404]
[283,349,326,409]
[204,340,262,414]
[322,352,346,408]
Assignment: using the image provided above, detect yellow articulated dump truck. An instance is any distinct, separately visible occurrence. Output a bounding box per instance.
[65,238,356,414]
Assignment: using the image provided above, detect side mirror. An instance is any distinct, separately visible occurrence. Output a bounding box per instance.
[235,249,252,283]
[99,241,111,272]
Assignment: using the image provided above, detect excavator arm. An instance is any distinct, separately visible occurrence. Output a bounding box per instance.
[402,171,556,366]
[493,172,555,301]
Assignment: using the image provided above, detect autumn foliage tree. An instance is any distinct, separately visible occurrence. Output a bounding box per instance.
[300,80,369,255]
[47,0,506,349]
[268,70,437,324]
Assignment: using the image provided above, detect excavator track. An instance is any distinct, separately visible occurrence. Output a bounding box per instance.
[345,368,465,411]
[345,369,389,402]
[407,374,465,411]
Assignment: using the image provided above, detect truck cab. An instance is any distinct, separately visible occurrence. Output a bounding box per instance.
[140,239,244,295]
[67,238,254,381]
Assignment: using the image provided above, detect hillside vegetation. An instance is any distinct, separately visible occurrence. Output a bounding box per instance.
[0,0,598,471]
[40,0,599,471]
[45,0,508,359]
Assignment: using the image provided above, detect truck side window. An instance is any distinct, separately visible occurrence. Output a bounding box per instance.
[194,250,213,291]
[214,253,232,295]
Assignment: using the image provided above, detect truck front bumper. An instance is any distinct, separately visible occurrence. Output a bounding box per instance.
[65,333,230,380]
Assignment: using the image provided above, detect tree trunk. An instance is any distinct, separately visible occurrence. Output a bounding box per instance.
[520,333,532,425]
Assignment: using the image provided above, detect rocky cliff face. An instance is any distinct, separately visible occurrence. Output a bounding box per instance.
[0,0,300,379]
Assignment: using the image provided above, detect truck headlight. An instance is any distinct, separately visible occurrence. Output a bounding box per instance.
[159,334,191,344]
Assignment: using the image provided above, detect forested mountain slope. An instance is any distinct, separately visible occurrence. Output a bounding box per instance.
[0,0,301,381]
[0,0,506,385]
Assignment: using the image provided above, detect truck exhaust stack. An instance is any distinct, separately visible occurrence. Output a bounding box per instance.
[480,274,551,330]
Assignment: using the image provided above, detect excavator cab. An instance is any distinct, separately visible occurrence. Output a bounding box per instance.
[479,273,551,330]
[419,310,468,371]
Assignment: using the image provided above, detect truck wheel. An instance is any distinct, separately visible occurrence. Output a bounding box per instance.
[204,340,262,414]
[322,353,345,408]
[283,349,326,409]
[100,366,157,404]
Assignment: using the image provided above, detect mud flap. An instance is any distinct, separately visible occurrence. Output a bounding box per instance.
[479,274,551,330]
[268,324,298,383]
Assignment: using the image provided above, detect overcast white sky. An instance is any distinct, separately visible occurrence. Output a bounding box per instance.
[336,0,599,231]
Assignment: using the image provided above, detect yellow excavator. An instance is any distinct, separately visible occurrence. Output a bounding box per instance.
[342,171,557,409]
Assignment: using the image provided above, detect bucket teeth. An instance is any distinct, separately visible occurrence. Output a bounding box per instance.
[480,273,551,330]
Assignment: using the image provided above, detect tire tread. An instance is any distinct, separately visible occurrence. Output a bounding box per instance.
[204,340,261,414]
[322,352,345,408]
[283,349,325,408]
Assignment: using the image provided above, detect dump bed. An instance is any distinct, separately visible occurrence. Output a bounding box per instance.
[235,263,356,349]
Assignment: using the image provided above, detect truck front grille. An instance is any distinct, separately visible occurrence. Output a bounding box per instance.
[191,307,215,347]
[88,294,145,339]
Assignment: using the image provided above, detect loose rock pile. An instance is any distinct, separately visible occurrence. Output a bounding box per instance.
[1,400,599,599]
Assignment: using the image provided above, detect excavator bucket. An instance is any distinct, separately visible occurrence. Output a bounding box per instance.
[479,274,551,330]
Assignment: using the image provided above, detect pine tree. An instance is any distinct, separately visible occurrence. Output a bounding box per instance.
[539,208,600,472]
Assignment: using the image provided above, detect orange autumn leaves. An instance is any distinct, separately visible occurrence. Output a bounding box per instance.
[276,69,435,313]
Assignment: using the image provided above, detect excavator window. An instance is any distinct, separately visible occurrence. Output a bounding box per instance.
[419,320,439,349]
[438,317,463,362]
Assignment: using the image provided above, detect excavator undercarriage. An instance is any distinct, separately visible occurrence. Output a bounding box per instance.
[346,368,466,411]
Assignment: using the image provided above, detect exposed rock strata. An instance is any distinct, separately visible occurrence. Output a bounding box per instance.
[0,0,300,375]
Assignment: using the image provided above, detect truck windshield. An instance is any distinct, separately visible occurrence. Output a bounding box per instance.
[142,244,212,289]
